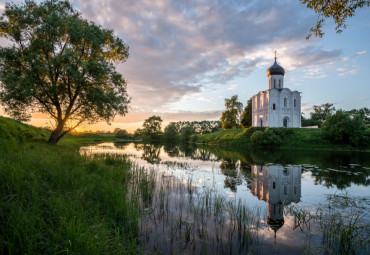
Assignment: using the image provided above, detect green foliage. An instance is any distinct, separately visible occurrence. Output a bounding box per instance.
[221,95,243,129]
[143,115,162,138]
[164,122,178,141]
[310,103,335,127]
[250,128,282,146]
[240,98,252,128]
[301,0,370,39]
[244,127,265,137]
[0,0,130,143]
[301,113,320,127]
[181,126,194,142]
[345,107,370,125]
[321,110,366,146]
[114,128,131,139]
[271,128,295,139]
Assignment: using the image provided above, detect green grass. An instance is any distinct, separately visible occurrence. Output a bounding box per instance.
[0,116,49,142]
[193,127,370,151]
[0,118,141,254]
[194,128,250,146]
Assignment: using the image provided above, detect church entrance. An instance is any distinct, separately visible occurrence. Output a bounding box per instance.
[283,118,288,127]
[260,118,263,127]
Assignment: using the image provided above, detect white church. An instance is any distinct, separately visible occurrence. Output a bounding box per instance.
[252,53,301,128]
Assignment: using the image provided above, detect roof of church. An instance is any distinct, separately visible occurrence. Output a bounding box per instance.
[267,59,285,76]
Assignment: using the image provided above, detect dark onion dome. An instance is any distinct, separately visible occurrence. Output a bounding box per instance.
[267,59,285,76]
[267,217,285,233]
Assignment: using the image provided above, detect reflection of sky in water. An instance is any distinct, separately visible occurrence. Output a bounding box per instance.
[80,142,370,254]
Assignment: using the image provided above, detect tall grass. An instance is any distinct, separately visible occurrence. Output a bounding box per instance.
[0,139,140,254]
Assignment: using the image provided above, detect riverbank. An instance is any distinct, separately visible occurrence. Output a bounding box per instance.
[193,127,370,151]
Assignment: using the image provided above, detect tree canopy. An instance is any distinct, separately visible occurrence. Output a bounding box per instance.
[310,103,335,127]
[321,110,366,146]
[240,98,252,128]
[301,0,370,39]
[221,95,243,129]
[0,0,130,143]
[143,115,162,138]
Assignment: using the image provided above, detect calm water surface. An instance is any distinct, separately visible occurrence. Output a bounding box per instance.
[80,142,370,254]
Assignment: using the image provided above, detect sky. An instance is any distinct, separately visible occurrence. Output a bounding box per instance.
[0,0,369,133]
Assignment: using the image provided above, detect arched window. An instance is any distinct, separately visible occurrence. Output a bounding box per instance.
[279,79,281,88]
[284,98,287,107]
[274,79,276,88]
[294,99,297,107]
[273,103,276,110]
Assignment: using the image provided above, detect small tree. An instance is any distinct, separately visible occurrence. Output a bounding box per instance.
[221,95,243,129]
[143,115,162,138]
[310,103,335,127]
[0,1,130,143]
[321,110,366,146]
[181,126,194,142]
[240,98,252,128]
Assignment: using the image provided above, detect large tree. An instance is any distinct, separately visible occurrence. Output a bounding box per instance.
[143,115,162,138]
[220,95,243,129]
[321,110,366,146]
[0,0,130,143]
[301,0,370,39]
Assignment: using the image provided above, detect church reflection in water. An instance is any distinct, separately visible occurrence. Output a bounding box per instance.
[251,164,302,237]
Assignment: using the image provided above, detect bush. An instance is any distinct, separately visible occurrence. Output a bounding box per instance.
[321,110,366,146]
[270,128,295,139]
[250,128,282,146]
[244,127,265,137]
[114,129,131,139]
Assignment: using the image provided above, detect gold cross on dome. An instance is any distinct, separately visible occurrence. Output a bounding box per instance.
[274,50,277,60]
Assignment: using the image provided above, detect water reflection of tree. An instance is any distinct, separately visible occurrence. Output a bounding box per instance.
[113,142,130,149]
[163,142,181,157]
[134,143,162,164]
[219,158,242,192]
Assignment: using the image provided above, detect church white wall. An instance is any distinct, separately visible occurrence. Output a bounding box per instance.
[252,89,301,128]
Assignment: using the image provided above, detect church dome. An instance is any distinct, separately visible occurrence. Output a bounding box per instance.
[267,59,285,76]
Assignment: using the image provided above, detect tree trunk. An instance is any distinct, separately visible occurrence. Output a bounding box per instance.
[48,120,66,144]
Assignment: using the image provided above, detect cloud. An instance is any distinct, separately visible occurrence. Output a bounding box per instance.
[227,84,238,90]
[197,96,212,103]
[338,68,359,76]
[71,0,322,110]
[356,50,367,56]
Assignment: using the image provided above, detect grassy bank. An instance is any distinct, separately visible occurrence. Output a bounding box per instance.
[0,117,143,254]
[193,127,370,151]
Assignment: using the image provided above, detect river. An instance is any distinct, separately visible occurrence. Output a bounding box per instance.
[80,142,370,254]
